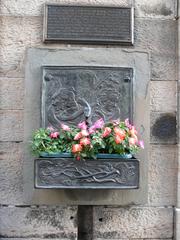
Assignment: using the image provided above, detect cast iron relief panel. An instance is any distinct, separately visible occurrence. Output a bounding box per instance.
[43,4,134,45]
[35,158,139,189]
[42,66,133,128]
[35,66,137,189]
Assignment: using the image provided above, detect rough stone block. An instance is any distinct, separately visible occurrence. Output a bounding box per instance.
[93,206,173,239]
[135,19,177,80]
[0,0,131,16]
[0,142,23,205]
[148,145,177,206]
[0,77,24,110]
[150,80,177,112]
[94,239,172,240]
[150,112,177,144]
[151,54,177,81]
[0,17,176,82]
[0,16,42,78]
[135,19,176,54]
[0,206,77,238]
[135,0,176,19]
[175,208,180,240]
[0,0,176,19]
[0,239,74,240]
[177,145,180,208]
[0,110,23,141]
[0,239,67,240]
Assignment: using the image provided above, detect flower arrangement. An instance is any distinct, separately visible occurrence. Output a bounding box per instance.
[31,118,144,160]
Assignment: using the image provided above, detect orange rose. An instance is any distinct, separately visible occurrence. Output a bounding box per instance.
[114,127,126,140]
[115,134,123,144]
[72,144,82,153]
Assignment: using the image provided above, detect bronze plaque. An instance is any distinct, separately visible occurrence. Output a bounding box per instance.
[43,4,134,45]
[42,66,133,128]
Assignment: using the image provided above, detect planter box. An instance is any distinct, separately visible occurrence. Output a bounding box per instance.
[34,155,139,189]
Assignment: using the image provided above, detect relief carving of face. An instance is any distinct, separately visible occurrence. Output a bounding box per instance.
[52,89,79,116]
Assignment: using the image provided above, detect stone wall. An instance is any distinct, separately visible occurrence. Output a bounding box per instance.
[0,0,178,239]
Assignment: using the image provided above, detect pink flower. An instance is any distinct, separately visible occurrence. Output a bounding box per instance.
[61,123,71,131]
[89,127,95,134]
[138,140,144,149]
[47,126,55,132]
[74,132,82,140]
[80,137,91,146]
[112,119,120,126]
[76,156,80,161]
[125,118,132,129]
[130,126,137,137]
[50,132,59,138]
[102,127,112,138]
[92,118,104,130]
[72,144,82,153]
[129,137,137,145]
[81,129,89,137]
[78,121,87,130]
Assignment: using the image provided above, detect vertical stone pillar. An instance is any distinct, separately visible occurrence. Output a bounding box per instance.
[175,0,180,239]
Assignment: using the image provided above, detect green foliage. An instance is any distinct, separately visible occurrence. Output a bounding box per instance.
[30,119,144,159]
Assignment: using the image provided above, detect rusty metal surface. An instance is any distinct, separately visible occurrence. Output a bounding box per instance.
[42,66,133,128]
[35,158,139,189]
[43,4,134,45]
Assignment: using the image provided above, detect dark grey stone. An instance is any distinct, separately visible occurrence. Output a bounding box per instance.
[78,206,93,240]
[44,4,134,45]
[151,112,177,144]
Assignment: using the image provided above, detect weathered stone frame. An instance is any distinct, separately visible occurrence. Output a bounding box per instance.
[24,47,149,205]
[175,0,180,238]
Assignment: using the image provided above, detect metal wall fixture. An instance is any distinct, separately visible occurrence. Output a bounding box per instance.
[43,4,134,45]
[35,157,139,189]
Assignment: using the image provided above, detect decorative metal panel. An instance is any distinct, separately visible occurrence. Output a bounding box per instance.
[42,66,133,128]
[43,4,134,45]
[35,158,139,189]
